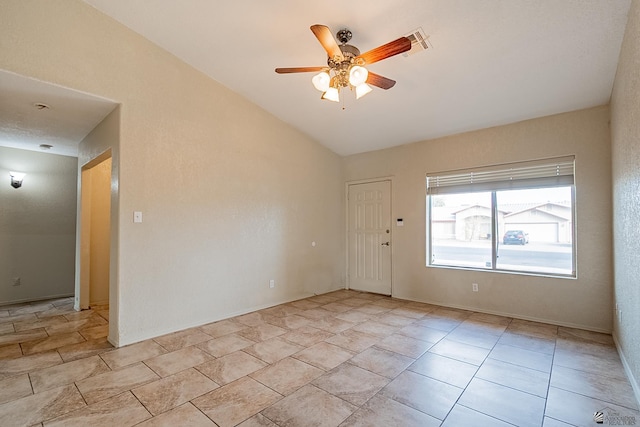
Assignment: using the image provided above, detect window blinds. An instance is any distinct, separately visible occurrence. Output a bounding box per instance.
[426,156,575,195]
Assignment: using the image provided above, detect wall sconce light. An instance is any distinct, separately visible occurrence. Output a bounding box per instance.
[9,171,26,189]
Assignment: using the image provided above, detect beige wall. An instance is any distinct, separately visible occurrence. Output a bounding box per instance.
[611,0,640,402]
[0,147,77,304]
[1,1,344,345]
[89,157,111,306]
[344,106,612,332]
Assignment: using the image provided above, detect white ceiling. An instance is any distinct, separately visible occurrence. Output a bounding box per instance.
[0,70,118,157]
[1,1,632,157]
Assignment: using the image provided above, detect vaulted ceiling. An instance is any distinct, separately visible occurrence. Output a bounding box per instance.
[0,1,632,157]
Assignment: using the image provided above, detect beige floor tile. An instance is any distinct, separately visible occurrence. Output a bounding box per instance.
[0,373,32,405]
[0,313,38,325]
[132,368,219,415]
[199,319,246,338]
[409,352,478,388]
[543,417,576,426]
[44,315,107,335]
[296,307,334,321]
[429,338,491,366]
[458,378,546,427]
[262,314,311,330]
[100,340,166,369]
[197,334,255,357]
[350,346,414,378]
[455,319,509,337]
[375,333,433,359]
[153,329,213,352]
[557,326,614,345]
[446,327,502,349]
[465,312,512,326]
[350,320,398,338]
[498,331,556,355]
[196,351,266,385]
[370,299,407,309]
[12,316,68,333]
[489,343,553,372]
[389,306,431,319]
[442,404,514,427]
[341,297,377,306]
[44,391,151,426]
[260,305,303,318]
[506,319,558,339]
[9,303,54,316]
[0,329,48,346]
[312,363,390,406]
[550,365,638,409]
[432,307,472,321]
[416,315,463,332]
[76,362,159,404]
[375,313,417,327]
[261,384,356,427]
[243,337,303,364]
[57,337,114,362]
[143,346,213,377]
[351,304,389,316]
[546,386,640,426]
[397,323,448,343]
[236,323,287,342]
[0,343,23,360]
[320,302,353,313]
[342,395,440,427]
[334,310,375,323]
[235,312,269,327]
[21,332,86,355]
[325,329,379,353]
[280,326,333,347]
[287,300,320,310]
[78,324,109,340]
[0,384,85,427]
[250,357,323,395]
[61,309,96,322]
[237,413,278,427]
[30,355,110,393]
[380,370,463,420]
[293,342,354,371]
[0,351,62,380]
[306,295,341,305]
[310,316,355,334]
[476,357,549,397]
[193,376,282,427]
[136,402,216,426]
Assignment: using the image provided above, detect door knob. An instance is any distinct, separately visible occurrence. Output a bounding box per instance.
[381,242,390,246]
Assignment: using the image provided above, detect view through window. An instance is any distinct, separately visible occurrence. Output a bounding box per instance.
[427,158,575,277]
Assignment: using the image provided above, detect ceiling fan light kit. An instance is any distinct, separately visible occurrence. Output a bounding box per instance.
[275,25,411,104]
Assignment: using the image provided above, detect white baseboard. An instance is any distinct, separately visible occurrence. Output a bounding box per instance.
[613,333,640,410]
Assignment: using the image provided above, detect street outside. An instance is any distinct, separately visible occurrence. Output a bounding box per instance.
[431,240,573,275]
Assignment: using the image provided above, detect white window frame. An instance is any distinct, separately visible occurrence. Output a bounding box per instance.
[426,156,576,278]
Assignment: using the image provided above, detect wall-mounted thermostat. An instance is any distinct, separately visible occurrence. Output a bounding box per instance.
[396,218,404,227]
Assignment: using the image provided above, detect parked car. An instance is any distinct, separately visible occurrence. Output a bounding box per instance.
[503,230,529,245]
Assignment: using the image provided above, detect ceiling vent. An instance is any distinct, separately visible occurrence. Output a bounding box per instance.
[403,27,431,57]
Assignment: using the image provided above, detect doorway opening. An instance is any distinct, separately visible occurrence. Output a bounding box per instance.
[79,151,112,310]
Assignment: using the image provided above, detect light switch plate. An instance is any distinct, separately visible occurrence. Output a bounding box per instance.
[134,211,143,223]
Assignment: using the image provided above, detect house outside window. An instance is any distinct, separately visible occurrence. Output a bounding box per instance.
[426,157,576,277]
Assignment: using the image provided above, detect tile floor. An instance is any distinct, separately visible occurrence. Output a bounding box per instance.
[0,291,638,426]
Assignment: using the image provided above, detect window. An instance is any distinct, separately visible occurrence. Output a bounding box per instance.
[427,157,575,277]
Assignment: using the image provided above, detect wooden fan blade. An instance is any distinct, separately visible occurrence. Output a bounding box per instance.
[275,67,326,74]
[356,37,412,65]
[366,72,396,90]
[310,24,343,61]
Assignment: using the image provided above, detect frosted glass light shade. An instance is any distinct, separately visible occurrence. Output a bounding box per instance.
[322,87,340,102]
[355,83,373,99]
[349,66,368,86]
[312,72,331,92]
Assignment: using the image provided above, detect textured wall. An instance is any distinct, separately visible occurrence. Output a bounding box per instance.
[344,106,613,332]
[611,0,640,402]
[0,147,77,304]
[0,0,344,345]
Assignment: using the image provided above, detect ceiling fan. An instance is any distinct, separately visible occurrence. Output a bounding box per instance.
[275,25,411,102]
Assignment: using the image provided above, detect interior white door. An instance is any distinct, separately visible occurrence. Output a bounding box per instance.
[347,180,392,295]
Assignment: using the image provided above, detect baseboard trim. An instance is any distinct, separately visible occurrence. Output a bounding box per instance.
[613,333,640,410]
[0,293,74,307]
[394,295,612,334]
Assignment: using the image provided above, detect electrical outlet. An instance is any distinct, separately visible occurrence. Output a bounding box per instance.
[472,283,478,292]
[269,279,275,289]
[13,277,21,287]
